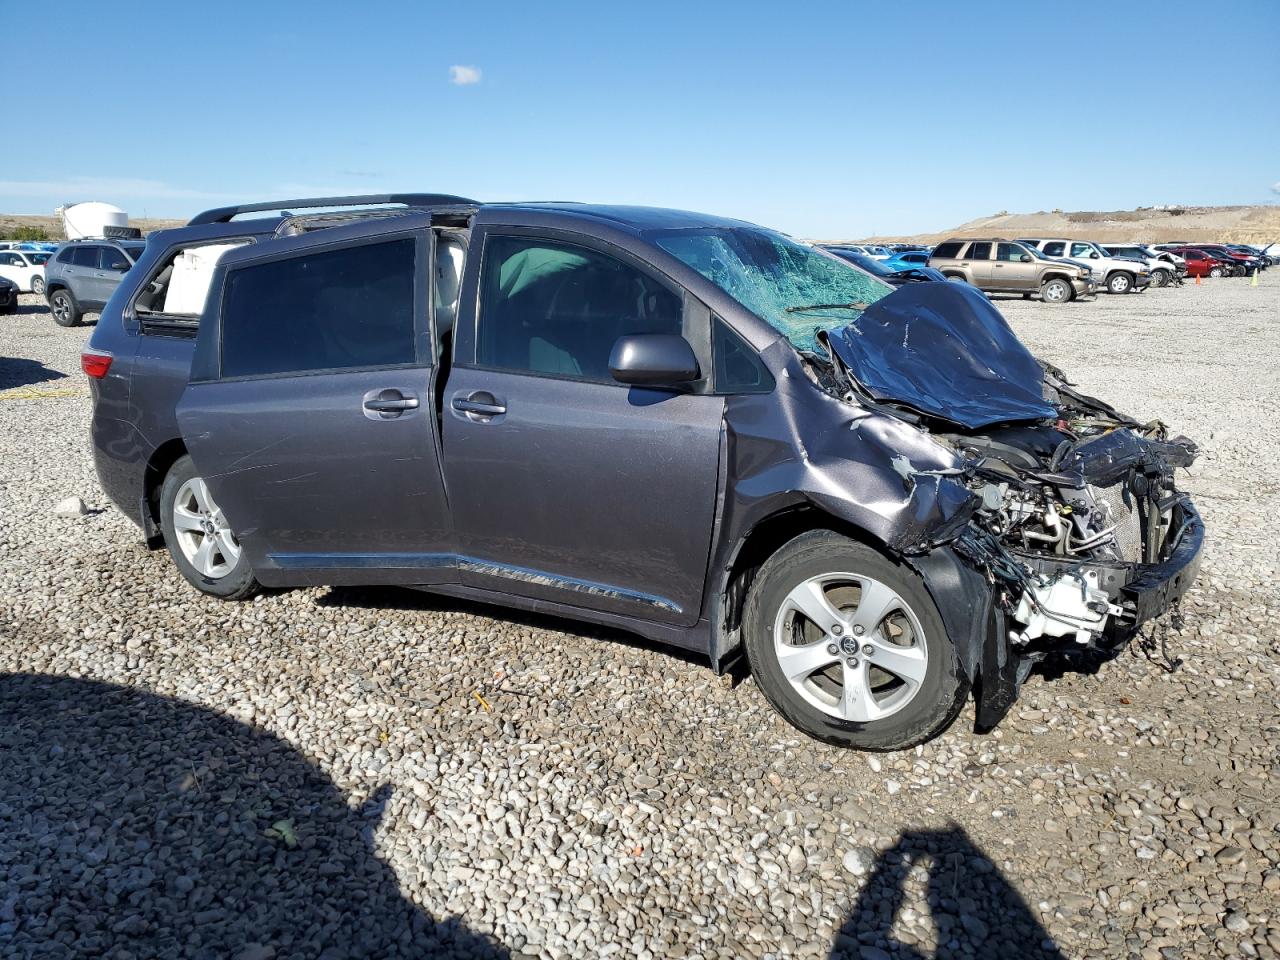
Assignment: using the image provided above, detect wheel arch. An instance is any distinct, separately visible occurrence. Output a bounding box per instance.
[141,438,190,546]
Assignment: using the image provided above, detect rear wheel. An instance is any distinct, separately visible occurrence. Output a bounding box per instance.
[1040,278,1073,303]
[1107,272,1133,294]
[1209,266,1224,279]
[743,531,969,751]
[31,276,46,295]
[48,289,81,327]
[159,455,259,600]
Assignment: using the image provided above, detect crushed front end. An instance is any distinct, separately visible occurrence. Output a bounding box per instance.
[816,282,1204,723]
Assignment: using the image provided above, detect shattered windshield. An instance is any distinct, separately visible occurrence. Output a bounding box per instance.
[653,227,893,353]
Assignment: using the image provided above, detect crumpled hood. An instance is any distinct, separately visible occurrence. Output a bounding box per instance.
[823,282,1058,431]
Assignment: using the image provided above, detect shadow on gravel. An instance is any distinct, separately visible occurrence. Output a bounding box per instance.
[0,672,510,959]
[317,584,711,670]
[0,356,67,390]
[829,826,1064,960]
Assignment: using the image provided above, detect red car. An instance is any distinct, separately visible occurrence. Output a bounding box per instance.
[1193,244,1262,275]
[1164,247,1233,278]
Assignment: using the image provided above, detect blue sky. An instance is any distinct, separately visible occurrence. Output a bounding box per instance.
[2,0,1277,237]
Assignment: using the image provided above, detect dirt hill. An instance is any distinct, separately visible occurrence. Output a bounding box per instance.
[0,212,186,240]
[851,205,1280,246]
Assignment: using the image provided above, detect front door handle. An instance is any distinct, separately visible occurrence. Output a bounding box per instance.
[363,388,419,419]
[451,391,507,418]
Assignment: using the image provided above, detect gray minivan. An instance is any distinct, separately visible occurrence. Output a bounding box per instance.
[81,195,1203,751]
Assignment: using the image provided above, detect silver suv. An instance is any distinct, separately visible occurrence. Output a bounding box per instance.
[44,238,147,326]
[927,238,1096,303]
[1017,238,1152,294]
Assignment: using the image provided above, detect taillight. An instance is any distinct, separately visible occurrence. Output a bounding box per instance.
[81,352,113,379]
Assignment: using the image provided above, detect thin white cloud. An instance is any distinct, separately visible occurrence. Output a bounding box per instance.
[0,176,236,202]
[449,65,482,86]
[1272,181,1280,195]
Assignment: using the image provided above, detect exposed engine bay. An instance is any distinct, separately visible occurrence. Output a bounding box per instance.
[815,282,1201,657]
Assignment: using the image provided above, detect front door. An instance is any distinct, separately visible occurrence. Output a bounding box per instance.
[992,242,1035,291]
[177,230,451,586]
[441,230,724,626]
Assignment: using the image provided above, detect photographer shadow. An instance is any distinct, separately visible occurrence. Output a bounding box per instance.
[829,826,1064,960]
[0,672,509,959]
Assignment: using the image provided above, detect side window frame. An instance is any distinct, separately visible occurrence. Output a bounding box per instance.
[461,225,712,393]
[127,236,257,338]
[195,230,430,384]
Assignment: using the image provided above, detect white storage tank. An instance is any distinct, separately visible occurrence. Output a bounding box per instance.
[57,202,130,239]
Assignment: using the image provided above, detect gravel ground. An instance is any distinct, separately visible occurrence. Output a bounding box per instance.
[1,277,1277,960]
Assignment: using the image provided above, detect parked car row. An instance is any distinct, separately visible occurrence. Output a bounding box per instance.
[823,236,1272,305]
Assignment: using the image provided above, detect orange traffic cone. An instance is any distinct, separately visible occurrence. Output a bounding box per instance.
[1195,273,1201,285]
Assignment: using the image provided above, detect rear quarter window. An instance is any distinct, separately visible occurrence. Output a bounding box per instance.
[930,241,963,259]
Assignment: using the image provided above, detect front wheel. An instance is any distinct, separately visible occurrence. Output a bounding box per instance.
[743,531,970,751]
[1151,269,1170,288]
[159,455,259,600]
[1040,278,1073,303]
[1107,272,1133,294]
[31,276,46,295]
[48,289,82,327]
[1209,266,1224,279]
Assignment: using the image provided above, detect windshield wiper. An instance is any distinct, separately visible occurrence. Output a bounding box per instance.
[785,301,869,314]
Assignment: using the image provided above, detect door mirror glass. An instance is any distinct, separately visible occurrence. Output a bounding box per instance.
[1020,254,1033,263]
[1090,253,1100,259]
[609,334,700,387]
[109,260,130,272]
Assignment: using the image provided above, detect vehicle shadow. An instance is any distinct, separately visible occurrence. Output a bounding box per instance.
[0,356,67,390]
[316,583,712,670]
[828,826,1064,959]
[0,672,510,959]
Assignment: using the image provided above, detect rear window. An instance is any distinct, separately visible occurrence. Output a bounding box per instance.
[930,241,963,259]
[220,238,418,379]
[965,242,991,260]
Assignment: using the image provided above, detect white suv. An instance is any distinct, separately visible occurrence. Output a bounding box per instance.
[1101,244,1185,287]
[0,249,50,294]
[1018,238,1152,294]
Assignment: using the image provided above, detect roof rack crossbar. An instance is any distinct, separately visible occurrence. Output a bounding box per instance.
[188,193,478,226]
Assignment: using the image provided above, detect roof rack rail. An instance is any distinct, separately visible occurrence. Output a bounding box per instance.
[188,193,478,226]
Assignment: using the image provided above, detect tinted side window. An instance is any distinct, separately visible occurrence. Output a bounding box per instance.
[713,317,772,394]
[56,248,75,264]
[965,242,991,260]
[0,253,21,266]
[1042,242,1066,257]
[931,241,962,259]
[477,235,682,382]
[71,246,102,267]
[220,238,417,379]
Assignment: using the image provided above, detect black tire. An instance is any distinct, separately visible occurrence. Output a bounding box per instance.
[1106,271,1133,294]
[31,276,46,295]
[1039,277,1073,304]
[48,288,82,327]
[1209,266,1224,279]
[159,455,259,600]
[743,530,970,751]
[1151,269,1170,288]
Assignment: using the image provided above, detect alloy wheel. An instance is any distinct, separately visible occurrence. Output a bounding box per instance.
[51,294,71,323]
[172,477,241,579]
[772,572,928,723]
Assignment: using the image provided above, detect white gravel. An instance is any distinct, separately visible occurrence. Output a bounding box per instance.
[1,277,1278,959]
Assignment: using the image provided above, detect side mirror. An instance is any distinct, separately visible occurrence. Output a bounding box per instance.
[1020,254,1032,262]
[110,260,130,272]
[609,333,700,387]
[1089,253,1100,259]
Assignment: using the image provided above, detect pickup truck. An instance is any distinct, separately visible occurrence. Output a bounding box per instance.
[82,195,1203,751]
